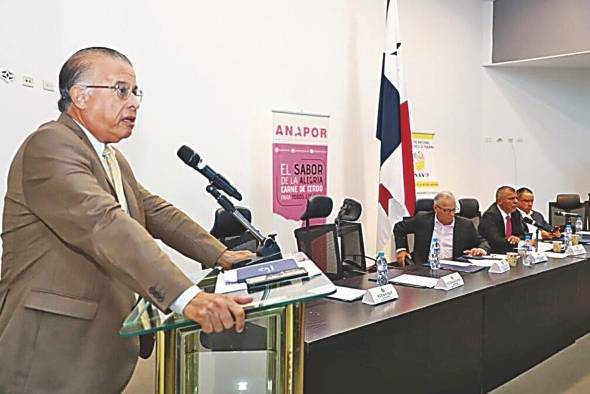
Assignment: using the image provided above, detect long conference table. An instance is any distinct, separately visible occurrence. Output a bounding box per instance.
[303,247,590,393]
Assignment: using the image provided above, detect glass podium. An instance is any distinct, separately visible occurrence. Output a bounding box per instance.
[120,269,336,394]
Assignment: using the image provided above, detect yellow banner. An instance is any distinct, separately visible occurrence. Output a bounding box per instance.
[412,132,438,192]
[411,132,434,140]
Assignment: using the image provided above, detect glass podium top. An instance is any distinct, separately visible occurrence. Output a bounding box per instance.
[119,268,336,337]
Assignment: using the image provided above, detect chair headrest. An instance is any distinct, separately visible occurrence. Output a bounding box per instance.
[556,194,581,210]
[300,195,333,221]
[415,198,434,213]
[210,207,252,238]
[336,198,362,222]
[458,198,480,219]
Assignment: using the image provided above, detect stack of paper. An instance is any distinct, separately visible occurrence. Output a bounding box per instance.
[327,286,366,302]
[216,255,323,294]
[390,274,438,288]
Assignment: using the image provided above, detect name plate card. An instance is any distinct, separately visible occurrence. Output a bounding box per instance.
[531,252,548,264]
[362,284,399,305]
[489,259,510,274]
[566,245,586,256]
[434,272,464,291]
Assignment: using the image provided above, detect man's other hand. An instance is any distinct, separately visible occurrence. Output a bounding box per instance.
[183,292,253,334]
[507,235,520,245]
[463,248,487,256]
[217,250,256,270]
[396,250,410,266]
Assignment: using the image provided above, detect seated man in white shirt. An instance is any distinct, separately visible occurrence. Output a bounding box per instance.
[394,191,490,266]
[517,187,560,240]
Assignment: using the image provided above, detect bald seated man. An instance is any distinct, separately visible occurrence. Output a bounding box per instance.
[0,47,254,393]
[479,185,527,254]
[394,191,490,266]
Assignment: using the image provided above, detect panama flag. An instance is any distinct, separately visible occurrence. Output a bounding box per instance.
[376,0,415,250]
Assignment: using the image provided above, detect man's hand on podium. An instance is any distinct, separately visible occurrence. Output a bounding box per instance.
[183,292,253,334]
[217,250,256,270]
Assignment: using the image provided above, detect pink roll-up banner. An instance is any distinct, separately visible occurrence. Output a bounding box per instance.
[272,111,329,225]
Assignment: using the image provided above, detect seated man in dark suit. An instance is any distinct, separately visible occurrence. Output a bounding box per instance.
[394,191,490,266]
[517,187,560,240]
[479,186,526,254]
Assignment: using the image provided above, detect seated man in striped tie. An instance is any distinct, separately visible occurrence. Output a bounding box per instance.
[479,186,526,254]
[394,191,490,266]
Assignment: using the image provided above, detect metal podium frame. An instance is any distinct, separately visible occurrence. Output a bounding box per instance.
[120,265,334,394]
[154,304,305,394]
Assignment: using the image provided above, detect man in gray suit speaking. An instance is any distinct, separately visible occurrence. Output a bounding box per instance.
[0,47,253,393]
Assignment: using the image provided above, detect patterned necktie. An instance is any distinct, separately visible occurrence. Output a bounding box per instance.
[102,145,129,213]
[505,215,512,239]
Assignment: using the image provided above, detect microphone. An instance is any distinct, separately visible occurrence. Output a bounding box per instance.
[177,145,243,201]
[555,211,581,218]
[523,217,553,232]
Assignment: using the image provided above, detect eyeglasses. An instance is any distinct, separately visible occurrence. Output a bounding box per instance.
[80,81,143,102]
[435,205,459,214]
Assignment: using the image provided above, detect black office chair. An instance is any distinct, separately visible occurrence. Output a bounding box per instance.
[294,196,343,280]
[548,194,588,230]
[210,207,258,252]
[336,199,367,273]
[400,199,434,256]
[415,198,434,213]
[458,198,481,229]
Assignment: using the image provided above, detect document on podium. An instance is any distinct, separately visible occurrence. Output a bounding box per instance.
[216,255,323,294]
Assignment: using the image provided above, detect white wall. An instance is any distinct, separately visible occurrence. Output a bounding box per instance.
[398,0,590,214]
[0,1,64,179]
[1,1,385,270]
[2,0,590,272]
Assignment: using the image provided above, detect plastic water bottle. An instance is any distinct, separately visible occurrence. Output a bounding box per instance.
[522,234,535,267]
[575,217,583,234]
[564,224,573,246]
[376,251,389,286]
[517,239,527,263]
[429,237,441,270]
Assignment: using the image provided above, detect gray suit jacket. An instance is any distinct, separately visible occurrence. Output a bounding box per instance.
[0,113,226,393]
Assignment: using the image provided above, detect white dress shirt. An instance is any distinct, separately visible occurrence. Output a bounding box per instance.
[75,121,198,314]
[518,208,538,240]
[432,216,454,259]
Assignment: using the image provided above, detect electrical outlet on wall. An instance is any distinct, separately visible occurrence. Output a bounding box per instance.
[42,80,55,92]
[22,75,34,88]
[1,69,15,83]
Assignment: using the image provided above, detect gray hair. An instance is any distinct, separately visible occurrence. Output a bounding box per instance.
[433,191,455,206]
[57,47,132,112]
